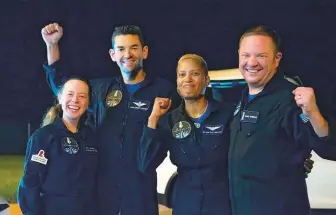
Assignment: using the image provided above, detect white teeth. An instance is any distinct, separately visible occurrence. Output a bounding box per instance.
[247,69,259,73]
[68,105,79,110]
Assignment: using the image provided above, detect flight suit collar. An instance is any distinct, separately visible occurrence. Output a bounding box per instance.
[176,97,220,118]
[116,75,152,93]
[240,70,285,106]
[53,116,88,140]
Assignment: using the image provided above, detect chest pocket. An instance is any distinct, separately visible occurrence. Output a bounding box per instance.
[200,124,230,166]
[129,100,152,124]
[201,124,226,148]
[48,137,83,181]
[237,100,284,135]
[170,131,193,154]
[169,120,197,166]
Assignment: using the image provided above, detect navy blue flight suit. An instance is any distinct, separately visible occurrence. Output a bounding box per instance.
[139,99,234,215]
[43,62,180,215]
[229,71,336,215]
[17,118,98,215]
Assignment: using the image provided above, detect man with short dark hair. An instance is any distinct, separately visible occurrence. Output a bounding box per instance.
[41,23,180,215]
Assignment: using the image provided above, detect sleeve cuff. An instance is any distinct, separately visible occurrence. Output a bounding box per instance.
[143,125,160,139]
[325,118,336,144]
[42,61,59,73]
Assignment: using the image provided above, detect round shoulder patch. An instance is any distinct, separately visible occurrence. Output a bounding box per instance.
[106,90,122,107]
[62,137,79,154]
[172,121,192,139]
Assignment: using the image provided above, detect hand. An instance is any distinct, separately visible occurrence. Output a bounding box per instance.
[150,97,172,119]
[41,23,63,45]
[304,153,314,178]
[147,98,171,129]
[293,87,319,117]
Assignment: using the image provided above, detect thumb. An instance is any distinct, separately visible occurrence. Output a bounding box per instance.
[168,99,172,109]
[292,88,298,95]
[56,25,63,35]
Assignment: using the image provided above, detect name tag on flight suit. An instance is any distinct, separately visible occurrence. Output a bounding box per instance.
[202,125,224,135]
[85,146,98,154]
[240,110,259,123]
[129,100,150,111]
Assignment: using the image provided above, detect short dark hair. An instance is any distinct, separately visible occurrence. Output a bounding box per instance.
[111,25,145,48]
[239,25,281,53]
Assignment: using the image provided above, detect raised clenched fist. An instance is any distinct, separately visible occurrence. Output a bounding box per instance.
[41,23,63,45]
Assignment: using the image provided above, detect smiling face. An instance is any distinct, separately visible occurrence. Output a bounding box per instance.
[176,58,210,100]
[58,79,89,123]
[109,34,148,76]
[238,35,282,89]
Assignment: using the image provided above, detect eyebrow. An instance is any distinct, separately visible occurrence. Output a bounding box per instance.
[241,52,268,55]
[116,44,139,49]
[65,91,87,95]
[177,70,201,74]
[178,69,200,72]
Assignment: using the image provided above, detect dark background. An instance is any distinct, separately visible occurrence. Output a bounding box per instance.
[1,0,336,153]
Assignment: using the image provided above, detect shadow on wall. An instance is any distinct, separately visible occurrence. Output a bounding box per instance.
[0,122,30,155]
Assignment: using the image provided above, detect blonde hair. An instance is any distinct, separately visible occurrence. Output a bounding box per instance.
[41,104,62,127]
[177,54,208,76]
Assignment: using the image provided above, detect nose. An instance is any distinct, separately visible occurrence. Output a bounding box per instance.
[71,95,79,103]
[247,56,258,66]
[124,48,132,58]
[185,73,192,82]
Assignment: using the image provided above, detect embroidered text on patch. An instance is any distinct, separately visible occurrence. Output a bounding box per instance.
[31,150,48,165]
[85,146,98,153]
[129,100,150,111]
[202,125,224,135]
